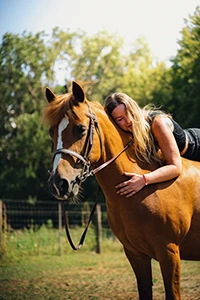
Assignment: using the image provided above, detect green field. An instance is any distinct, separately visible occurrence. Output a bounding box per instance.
[0,226,200,299]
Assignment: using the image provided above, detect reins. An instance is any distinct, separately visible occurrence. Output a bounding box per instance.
[52,104,134,250]
[62,186,101,250]
[61,137,134,250]
[91,139,134,175]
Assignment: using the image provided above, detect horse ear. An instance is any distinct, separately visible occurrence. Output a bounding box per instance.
[72,81,85,103]
[46,87,56,103]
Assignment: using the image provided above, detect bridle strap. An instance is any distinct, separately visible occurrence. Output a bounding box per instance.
[81,104,103,162]
[62,186,101,250]
[82,112,94,160]
[52,105,103,182]
[53,148,87,164]
[91,139,134,175]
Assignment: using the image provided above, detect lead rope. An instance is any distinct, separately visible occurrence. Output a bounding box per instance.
[62,138,134,251]
[91,138,134,175]
[62,186,101,250]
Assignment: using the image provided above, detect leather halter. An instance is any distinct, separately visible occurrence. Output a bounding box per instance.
[52,104,134,250]
[53,104,102,182]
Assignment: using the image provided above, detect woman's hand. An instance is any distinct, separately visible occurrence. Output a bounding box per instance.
[115,172,146,197]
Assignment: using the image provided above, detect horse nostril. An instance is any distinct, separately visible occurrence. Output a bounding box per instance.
[58,178,69,196]
[48,173,70,198]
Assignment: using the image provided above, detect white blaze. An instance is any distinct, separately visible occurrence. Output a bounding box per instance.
[53,117,69,172]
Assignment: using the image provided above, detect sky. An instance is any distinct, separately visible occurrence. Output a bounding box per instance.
[0,0,199,63]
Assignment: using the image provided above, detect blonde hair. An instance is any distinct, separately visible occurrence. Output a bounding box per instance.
[104,92,169,165]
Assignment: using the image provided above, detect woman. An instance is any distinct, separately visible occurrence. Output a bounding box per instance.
[104,92,200,197]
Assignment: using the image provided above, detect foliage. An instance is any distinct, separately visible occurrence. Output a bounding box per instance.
[0,32,52,199]
[71,30,126,101]
[0,30,80,199]
[120,37,170,106]
[160,6,200,127]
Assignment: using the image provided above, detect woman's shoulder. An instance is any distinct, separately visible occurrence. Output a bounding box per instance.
[146,110,174,136]
[148,110,171,125]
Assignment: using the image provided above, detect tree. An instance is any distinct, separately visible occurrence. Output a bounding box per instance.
[0,30,74,199]
[0,112,52,199]
[70,30,126,102]
[120,37,169,107]
[169,6,200,127]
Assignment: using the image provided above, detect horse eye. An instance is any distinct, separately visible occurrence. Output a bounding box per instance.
[74,124,87,137]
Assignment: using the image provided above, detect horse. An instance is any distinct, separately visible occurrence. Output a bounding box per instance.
[43,81,200,300]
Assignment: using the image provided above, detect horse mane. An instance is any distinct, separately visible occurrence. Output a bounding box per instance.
[42,85,106,128]
[42,93,80,127]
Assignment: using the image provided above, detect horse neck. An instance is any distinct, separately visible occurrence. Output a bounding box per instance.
[93,107,141,184]
[97,110,131,159]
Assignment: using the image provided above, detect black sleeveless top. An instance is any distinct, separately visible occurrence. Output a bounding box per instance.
[148,112,186,153]
[148,112,200,161]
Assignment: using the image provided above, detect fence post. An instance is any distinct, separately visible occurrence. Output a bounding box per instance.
[0,200,2,251]
[96,204,102,254]
[58,202,62,255]
[3,202,7,233]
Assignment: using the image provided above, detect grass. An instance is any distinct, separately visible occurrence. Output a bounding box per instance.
[0,225,200,299]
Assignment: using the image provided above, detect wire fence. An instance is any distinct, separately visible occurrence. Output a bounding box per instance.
[0,199,110,230]
[0,199,115,254]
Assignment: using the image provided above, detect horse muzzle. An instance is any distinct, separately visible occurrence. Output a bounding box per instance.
[48,171,80,200]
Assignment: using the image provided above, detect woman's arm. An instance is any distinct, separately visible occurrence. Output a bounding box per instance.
[116,116,182,197]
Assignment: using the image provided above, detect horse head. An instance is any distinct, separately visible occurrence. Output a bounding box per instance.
[43,81,107,200]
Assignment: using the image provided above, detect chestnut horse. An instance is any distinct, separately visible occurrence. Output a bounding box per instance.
[43,81,200,300]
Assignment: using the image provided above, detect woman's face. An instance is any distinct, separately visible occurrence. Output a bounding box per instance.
[111,104,132,132]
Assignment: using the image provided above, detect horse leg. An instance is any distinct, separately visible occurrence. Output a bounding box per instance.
[158,243,181,300]
[124,246,153,300]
